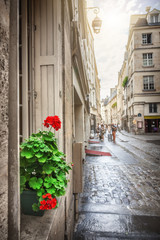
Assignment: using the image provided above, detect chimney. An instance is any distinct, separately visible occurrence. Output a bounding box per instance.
[145,6,151,13]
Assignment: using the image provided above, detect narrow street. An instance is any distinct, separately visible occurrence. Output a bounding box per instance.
[74,132,160,239]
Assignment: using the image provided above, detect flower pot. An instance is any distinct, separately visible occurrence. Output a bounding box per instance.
[21,190,44,216]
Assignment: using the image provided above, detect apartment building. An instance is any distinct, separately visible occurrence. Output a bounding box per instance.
[86,23,101,133]
[104,88,117,125]
[126,8,160,134]
[117,51,128,130]
[116,8,160,134]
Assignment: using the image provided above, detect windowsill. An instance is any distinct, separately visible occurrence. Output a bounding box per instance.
[21,197,64,239]
[142,89,156,92]
[142,65,154,68]
[141,43,153,46]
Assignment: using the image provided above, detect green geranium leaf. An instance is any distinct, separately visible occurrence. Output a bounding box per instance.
[32,132,41,137]
[44,176,58,185]
[26,166,36,174]
[20,157,26,167]
[44,177,58,188]
[44,182,52,188]
[29,177,43,189]
[21,149,34,159]
[51,156,61,162]
[28,157,36,163]
[40,145,52,153]
[56,189,66,197]
[57,175,66,182]
[38,196,43,203]
[42,163,54,174]
[38,155,48,163]
[20,186,24,194]
[37,188,45,197]
[43,135,53,141]
[53,149,58,155]
[33,146,40,152]
[59,181,65,187]
[20,176,26,186]
[35,152,43,158]
[48,131,54,137]
[32,203,39,212]
[47,187,56,194]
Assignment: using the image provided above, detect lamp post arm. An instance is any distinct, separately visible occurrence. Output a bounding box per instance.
[86,7,100,15]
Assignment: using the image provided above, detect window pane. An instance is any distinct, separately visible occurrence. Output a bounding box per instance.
[143,59,147,65]
[148,53,152,59]
[142,34,147,44]
[143,54,147,59]
[149,82,154,89]
[154,104,157,112]
[149,103,152,112]
[147,34,151,44]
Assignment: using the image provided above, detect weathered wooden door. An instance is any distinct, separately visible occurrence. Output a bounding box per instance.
[34,0,62,131]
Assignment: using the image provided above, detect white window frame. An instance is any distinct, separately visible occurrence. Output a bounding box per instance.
[142,33,152,44]
[149,103,157,113]
[143,76,154,90]
[143,53,153,66]
[151,15,158,23]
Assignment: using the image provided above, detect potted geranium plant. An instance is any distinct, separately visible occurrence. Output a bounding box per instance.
[20,115,72,216]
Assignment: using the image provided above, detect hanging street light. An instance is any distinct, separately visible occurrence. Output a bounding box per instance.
[86,7,102,34]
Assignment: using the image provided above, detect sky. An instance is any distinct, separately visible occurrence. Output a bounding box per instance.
[87,0,160,99]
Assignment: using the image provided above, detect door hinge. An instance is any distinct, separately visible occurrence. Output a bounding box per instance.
[28,90,37,100]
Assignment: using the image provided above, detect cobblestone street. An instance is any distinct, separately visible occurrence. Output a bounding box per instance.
[74,132,160,239]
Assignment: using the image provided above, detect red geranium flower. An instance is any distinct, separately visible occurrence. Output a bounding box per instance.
[40,194,57,211]
[43,115,61,131]
[40,200,46,205]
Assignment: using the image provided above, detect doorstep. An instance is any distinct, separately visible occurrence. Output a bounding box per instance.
[85,149,112,156]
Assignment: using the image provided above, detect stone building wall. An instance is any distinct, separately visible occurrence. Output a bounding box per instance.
[0,0,9,239]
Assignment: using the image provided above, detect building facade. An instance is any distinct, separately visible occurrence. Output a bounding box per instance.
[115,8,160,134]
[86,23,101,134]
[117,52,128,130]
[104,88,117,125]
[0,0,99,239]
[126,8,160,134]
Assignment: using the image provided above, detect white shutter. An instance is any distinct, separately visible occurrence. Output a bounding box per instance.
[34,0,58,130]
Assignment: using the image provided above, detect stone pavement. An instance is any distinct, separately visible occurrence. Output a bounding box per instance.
[74,134,160,239]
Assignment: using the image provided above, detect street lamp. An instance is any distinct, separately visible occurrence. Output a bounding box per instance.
[86,7,102,34]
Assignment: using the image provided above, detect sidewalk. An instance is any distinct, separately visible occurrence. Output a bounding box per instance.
[116,131,160,164]
[120,130,160,141]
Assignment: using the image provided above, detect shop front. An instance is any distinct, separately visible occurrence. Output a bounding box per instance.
[144,116,160,133]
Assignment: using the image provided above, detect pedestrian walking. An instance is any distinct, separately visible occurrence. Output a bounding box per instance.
[107,124,112,141]
[99,124,105,141]
[111,123,117,143]
[96,123,100,139]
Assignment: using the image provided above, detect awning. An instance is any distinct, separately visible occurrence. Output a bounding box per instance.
[144,116,160,119]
